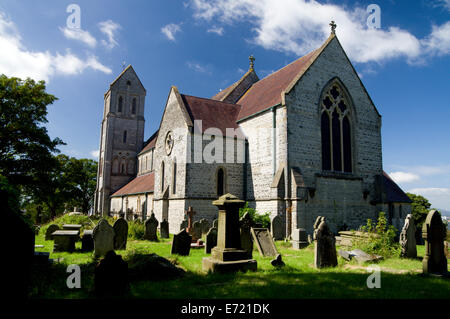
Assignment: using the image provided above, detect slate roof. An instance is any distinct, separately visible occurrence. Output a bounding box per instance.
[111,172,154,197]
[139,130,158,155]
[181,94,243,137]
[383,171,412,203]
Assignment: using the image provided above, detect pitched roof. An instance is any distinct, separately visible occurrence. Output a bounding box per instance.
[109,65,146,92]
[211,68,259,103]
[111,172,154,197]
[383,171,412,203]
[138,130,158,155]
[181,94,243,137]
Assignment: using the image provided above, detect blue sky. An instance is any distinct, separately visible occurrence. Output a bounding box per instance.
[0,0,449,211]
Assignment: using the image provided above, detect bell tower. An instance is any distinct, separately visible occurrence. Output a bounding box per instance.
[94,65,146,216]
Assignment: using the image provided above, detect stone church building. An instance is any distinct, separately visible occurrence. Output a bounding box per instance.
[94,27,411,237]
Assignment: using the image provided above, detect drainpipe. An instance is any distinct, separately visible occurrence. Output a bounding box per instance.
[272,107,277,176]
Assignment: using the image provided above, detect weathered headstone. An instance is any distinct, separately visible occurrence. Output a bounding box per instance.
[113,218,128,250]
[191,220,202,242]
[202,194,257,273]
[94,251,128,298]
[93,219,115,257]
[313,216,338,268]
[180,219,188,231]
[52,230,79,252]
[160,219,169,238]
[240,212,254,259]
[422,210,448,274]
[199,218,211,237]
[292,228,308,249]
[144,213,159,241]
[45,224,60,241]
[400,214,417,258]
[171,229,192,256]
[205,226,218,254]
[271,215,284,240]
[81,230,94,252]
[251,228,278,257]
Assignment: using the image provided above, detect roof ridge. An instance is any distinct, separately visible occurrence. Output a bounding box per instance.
[182,93,241,107]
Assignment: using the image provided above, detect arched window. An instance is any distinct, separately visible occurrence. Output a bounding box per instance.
[320,81,352,173]
[161,161,165,192]
[123,130,127,143]
[132,98,137,114]
[121,163,125,174]
[217,167,225,196]
[118,96,123,113]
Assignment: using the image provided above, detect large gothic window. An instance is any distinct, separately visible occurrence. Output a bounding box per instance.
[320,81,352,173]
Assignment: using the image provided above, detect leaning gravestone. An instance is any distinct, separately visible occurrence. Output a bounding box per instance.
[93,219,115,257]
[45,224,60,241]
[205,226,218,254]
[144,213,159,241]
[400,214,417,258]
[113,218,128,250]
[313,216,338,268]
[94,251,128,298]
[422,210,447,274]
[240,212,254,259]
[160,219,169,238]
[271,215,284,240]
[251,228,278,257]
[171,229,192,256]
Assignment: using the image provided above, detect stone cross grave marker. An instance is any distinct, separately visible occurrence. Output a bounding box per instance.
[171,229,192,256]
[144,213,159,241]
[180,219,188,231]
[271,215,284,240]
[93,219,115,257]
[313,216,338,268]
[400,214,417,258]
[160,219,169,238]
[240,212,254,259]
[251,227,278,257]
[185,206,196,235]
[113,218,128,250]
[422,210,447,274]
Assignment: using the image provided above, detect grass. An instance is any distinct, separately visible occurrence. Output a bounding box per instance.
[32,231,450,299]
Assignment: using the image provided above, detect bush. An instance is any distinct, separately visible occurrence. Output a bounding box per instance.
[128,220,145,240]
[353,212,400,257]
[239,202,271,228]
[39,214,99,236]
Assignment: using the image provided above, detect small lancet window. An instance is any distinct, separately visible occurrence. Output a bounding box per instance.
[132,98,137,114]
[217,168,225,196]
[118,96,123,112]
[123,130,127,143]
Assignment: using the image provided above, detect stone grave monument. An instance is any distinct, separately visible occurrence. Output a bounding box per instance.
[81,229,94,252]
[251,228,278,257]
[271,215,284,240]
[240,212,254,259]
[45,224,60,241]
[292,228,309,249]
[93,219,115,257]
[160,219,169,238]
[313,216,338,268]
[400,214,417,258]
[171,229,192,256]
[422,210,448,275]
[113,217,128,250]
[144,213,159,241]
[202,194,257,273]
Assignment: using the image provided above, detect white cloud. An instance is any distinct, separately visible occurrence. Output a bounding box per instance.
[207,26,224,35]
[186,61,210,73]
[98,20,121,49]
[190,0,450,64]
[0,12,111,82]
[408,188,450,196]
[90,150,100,159]
[60,27,97,47]
[423,21,450,56]
[389,171,420,183]
[161,23,182,41]
[436,0,450,11]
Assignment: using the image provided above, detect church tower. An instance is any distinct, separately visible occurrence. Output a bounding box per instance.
[94,65,146,216]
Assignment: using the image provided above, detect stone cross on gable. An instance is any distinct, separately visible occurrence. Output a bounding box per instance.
[330,20,337,34]
[185,206,196,234]
[249,55,255,69]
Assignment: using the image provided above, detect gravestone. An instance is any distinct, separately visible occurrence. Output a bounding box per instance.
[160,219,169,238]
[191,220,202,242]
[240,212,254,259]
[422,210,447,274]
[271,215,284,240]
[292,228,308,249]
[62,224,82,231]
[81,230,94,252]
[45,224,60,241]
[200,218,211,237]
[213,219,218,228]
[113,218,128,250]
[251,228,278,257]
[93,219,115,257]
[205,226,218,254]
[185,206,196,235]
[171,229,192,256]
[144,213,159,241]
[52,230,79,252]
[94,251,129,298]
[313,216,338,268]
[202,194,257,273]
[400,214,417,258]
[180,219,188,231]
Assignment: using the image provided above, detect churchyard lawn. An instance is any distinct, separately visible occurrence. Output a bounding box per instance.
[32,232,450,299]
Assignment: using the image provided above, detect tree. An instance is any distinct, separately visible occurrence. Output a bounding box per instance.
[0,75,64,188]
[406,192,431,229]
